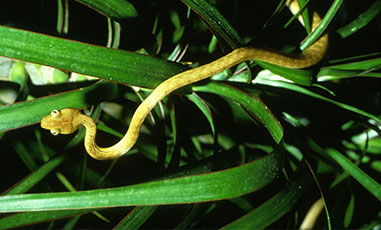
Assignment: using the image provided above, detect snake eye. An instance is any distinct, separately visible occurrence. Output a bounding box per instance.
[51,109,60,118]
[50,129,60,136]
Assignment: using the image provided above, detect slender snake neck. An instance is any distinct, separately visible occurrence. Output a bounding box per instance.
[41,0,328,160]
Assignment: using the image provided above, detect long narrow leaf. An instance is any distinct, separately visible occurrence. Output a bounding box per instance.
[193,82,283,144]
[0,81,117,132]
[254,78,380,122]
[300,0,342,50]
[3,154,67,195]
[223,170,310,229]
[114,206,158,229]
[76,0,138,20]
[0,209,96,229]
[180,0,243,48]
[337,0,381,38]
[0,26,188,88]
[327,149,381,202]
[0,151,281,212]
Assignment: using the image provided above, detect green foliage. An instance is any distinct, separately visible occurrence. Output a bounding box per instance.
[0,0,380,229]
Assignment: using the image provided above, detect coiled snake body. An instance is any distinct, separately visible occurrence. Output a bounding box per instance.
[41,0,328,160]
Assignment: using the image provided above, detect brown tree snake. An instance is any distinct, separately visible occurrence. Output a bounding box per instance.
[41,0,328,160]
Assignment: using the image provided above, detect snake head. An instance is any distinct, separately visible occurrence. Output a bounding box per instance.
[40,108,81,135]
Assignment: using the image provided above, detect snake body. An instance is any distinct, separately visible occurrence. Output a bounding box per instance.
[41,0,328,160]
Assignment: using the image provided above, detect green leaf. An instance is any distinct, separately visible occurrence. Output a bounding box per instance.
[317,56,381,81]
[114,206,158,229]
[187,93,215,136]
[4,154,67,195]
[327,149,381,201]
[76,0,138,20]
[317,69,381,82]
[343,193,355,228]
[223,170,310,229]
[0,26,188,88]
[256,61,313,86]
[0,81,118,132]
[300,0,342,50]
[337,0,381,38]
[181,0,243,48]
[0,209,96,229]
[193,82,283,144]
[9,61,27,89]
[324,57,381,71]
[254,78,380,122]
[0,151,281,212]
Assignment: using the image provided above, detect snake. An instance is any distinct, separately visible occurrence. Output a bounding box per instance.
[40,0,328,160]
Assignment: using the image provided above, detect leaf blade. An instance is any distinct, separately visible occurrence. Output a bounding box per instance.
[0,81,117,132]
[0,152,281,212]
[327,149,381,202]
[0,26,188,88]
